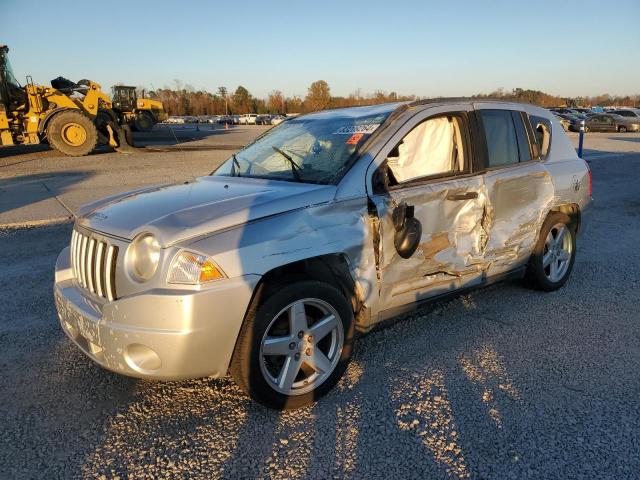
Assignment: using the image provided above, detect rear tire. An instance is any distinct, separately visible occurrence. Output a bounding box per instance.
[618,126,627,133]
[526,212,576,291]
[46,110,98,156]
[230,280,355,410]
[134,112,154,132]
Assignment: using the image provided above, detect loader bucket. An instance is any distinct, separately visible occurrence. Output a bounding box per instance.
[106,123,138,153]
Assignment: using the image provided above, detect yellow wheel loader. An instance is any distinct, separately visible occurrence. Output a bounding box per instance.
[0,44,134,156]
[111,85,167,132]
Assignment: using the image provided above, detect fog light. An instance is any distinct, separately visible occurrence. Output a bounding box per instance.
[125,343,162,372]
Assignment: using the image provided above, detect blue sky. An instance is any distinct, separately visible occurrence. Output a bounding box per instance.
[2,0,639,98]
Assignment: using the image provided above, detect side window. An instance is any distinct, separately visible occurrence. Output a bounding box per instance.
[386,115,466,184]
[479,110,519,167]
[529,114,552,159]
[511,111,533,162]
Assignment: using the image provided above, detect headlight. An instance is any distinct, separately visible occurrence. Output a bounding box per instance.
[127,233,161,282]
[167,251,225,284]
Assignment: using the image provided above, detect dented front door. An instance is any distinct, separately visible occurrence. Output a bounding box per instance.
[371,175,488,312]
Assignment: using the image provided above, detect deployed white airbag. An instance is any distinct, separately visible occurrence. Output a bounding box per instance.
[388,117,456,183]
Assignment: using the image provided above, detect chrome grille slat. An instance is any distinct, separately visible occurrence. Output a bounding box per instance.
[95,242,105,298]
[105,245,116,302]
[75,233,81,282]
[70,230,78,274]
[70,229,118,301]
[87,238,96,293]
[79,235,88,288]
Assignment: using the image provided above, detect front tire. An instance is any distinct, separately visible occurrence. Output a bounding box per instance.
[526,212,576,291]
[46,110,98,156]
[230,280,355,410]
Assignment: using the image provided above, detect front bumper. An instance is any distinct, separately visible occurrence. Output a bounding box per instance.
[54,246,260,380]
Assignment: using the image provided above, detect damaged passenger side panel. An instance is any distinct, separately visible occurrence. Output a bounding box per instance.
[370,175,489,312]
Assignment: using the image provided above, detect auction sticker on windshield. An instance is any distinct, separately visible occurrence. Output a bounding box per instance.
[333,124,381,135]
[346,133,365,144]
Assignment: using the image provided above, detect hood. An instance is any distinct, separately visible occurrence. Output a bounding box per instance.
[77,176,336,246]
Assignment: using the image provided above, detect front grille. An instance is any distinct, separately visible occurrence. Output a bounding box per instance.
[70,229,118,301]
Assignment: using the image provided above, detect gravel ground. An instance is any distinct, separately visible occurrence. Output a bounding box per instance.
[1,135,639,479]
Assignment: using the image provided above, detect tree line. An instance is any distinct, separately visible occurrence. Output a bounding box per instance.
[145,80,639,116]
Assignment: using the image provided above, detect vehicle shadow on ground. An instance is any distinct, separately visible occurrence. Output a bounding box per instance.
[0,171,90,218]
[70,289,527,479]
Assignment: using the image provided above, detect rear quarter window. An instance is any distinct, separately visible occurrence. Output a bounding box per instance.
[528,115,552,159]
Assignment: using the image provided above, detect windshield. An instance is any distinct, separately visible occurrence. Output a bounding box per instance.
[213,112,391,184]
[1,51,21,90]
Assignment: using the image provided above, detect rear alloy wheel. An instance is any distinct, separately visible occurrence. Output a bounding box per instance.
[46,110,98,156]
[527,212,576,291]
[230,280,354,409]
[618,126,627,133]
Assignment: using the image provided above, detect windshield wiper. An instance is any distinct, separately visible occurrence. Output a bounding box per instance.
[230,154,242,177]
[271,146,302,181]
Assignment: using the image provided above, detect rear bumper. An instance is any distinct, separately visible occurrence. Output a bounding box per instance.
[54,246,260,380]
[578,197,593,239]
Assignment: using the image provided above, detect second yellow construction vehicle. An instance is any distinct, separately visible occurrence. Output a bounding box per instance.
[111,85,166,132]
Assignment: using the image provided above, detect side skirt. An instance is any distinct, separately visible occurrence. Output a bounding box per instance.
[361,266,527,333]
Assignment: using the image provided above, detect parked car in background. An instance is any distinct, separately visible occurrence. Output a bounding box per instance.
[239,114,259,125]
[550,108,578,116]
[611,109,640,119]
[166,116,185,124]
[218,115,233,125]
[231,115,241,125]
[256,114,272,125]
[553,114,572,131]
[575,113,640,133]
[271,115,287,126]
[54,99,591,409]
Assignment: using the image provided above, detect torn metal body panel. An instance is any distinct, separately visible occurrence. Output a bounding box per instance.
[369,176,488,313]
[481,163,556,276]
[54,98,592,382]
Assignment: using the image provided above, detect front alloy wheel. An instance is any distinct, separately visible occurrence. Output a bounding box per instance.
[260,298,344,396]
[230,280,354,409]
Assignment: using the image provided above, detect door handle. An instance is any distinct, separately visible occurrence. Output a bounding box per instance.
[446,191,478,201]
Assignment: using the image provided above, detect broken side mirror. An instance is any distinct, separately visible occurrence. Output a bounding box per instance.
[392,201,422,259]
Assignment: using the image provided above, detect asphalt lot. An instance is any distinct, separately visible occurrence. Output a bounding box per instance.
[0,124,270,227]
[1,129,639,479]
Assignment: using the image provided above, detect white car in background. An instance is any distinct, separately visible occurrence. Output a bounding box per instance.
[166,116,185,124]
[240,114,258,125]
